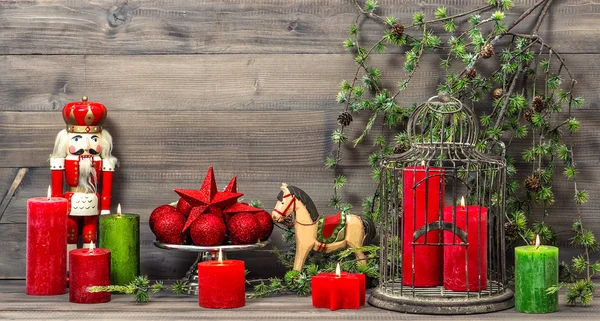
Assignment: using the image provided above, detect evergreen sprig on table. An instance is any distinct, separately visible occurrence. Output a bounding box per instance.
[329,0,594,305]
[249,241,379,298]
[88,275,189,303]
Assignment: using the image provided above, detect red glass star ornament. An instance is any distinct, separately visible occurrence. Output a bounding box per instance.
[174,167,242,231]
[224,176,237,193]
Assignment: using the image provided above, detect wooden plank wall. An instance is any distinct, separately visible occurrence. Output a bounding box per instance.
[1,0,599,279]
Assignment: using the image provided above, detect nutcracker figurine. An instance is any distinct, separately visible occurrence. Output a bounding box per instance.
[49,96,118,254]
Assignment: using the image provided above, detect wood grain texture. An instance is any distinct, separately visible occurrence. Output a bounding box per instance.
[2,280,600,320]
[0,54,433,112]
[0,0,598,55]
[1,53,599,113]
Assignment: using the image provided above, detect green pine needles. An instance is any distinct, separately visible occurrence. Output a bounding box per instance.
[249,244,379,298]
[88,275,189,303]
[327,0,595,305]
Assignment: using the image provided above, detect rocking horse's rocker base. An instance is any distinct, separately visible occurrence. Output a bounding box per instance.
[368,287,514,315]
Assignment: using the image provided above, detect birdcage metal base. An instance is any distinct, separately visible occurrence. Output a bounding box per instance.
[368,283,514,315]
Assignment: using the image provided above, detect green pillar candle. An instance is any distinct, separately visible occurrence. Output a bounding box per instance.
[514,243,559,313]
[99,213,140,285]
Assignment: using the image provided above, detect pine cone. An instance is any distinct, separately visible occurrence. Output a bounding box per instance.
[480,44,495,59]
[492,88,504,99]
[465,68,477,80]
[391,23,405,38]
[393,144,409,154]
[504,222,517,238]
[525,174,542,192]
[524,109,534,123]
[532,96,547,112]
[337,111,353,127]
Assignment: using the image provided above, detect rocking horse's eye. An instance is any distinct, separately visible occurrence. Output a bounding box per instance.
[281,201,285,205]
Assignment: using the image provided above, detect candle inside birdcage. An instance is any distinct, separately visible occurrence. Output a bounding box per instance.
[370,93,513,314]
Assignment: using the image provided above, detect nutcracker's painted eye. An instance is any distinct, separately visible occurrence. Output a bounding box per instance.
[91,135,99,143]
[71,135,82,142]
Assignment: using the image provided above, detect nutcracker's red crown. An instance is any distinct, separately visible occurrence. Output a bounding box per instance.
[62,96,108,133]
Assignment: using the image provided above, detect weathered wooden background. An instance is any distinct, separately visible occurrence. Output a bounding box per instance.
[1,0,599,280]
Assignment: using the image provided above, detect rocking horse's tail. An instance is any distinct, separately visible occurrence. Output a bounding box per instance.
[360,216,377,245]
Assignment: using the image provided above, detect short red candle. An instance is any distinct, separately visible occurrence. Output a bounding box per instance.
[69,246,111,303]
[402,166,444,287]
[198,259,245,308]
[26,196,68,295]
[443,204,488,291]
[312,272,366,310]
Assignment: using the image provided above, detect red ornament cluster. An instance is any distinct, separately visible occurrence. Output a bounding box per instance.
[150,167,273,246]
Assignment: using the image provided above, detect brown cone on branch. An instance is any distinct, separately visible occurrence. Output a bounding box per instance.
[393,144,409,154]
[391,23,405,38]
[480,44,495,59]
[525,173,542,192]
[465,68,477,80]
[492,88,504,99]
[524,109,534,123]
[504,222,517,238]
[337,111,353,127]
[532,96,547,112]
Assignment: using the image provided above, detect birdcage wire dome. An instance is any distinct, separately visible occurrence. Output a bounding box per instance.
[368,94,514,314]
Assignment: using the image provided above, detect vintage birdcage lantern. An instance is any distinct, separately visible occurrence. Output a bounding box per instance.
[369,93,514,314]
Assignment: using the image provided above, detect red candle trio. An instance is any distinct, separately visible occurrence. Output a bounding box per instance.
[402,166,488,292]
[312,264,366,310]
[26,187,68,296]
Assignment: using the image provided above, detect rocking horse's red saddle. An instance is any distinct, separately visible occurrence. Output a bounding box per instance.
[317,212,347,244]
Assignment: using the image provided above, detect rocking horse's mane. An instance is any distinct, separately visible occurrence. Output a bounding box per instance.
[277,186,319,223]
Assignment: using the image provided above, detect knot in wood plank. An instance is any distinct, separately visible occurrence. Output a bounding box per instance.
[107,4,137,29]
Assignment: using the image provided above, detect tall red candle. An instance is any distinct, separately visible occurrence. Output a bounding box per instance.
[443,202,487,291]
[26,190,68,296]
[69,244,111,304]
[198,251,245,309]
[402,166,444,287]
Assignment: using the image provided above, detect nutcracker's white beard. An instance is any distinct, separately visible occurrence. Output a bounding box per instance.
[77,157,97,194]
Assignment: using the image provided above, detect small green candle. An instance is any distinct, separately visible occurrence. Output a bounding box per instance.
[99,205,140,285]
[514,236,558,314]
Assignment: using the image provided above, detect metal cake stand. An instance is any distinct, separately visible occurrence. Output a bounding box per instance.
[153,240,270,295]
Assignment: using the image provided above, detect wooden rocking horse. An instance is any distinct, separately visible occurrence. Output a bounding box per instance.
[271,183,376,271]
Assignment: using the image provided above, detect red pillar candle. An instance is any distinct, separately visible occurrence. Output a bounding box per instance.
[402,166,444,287]
[26,187,68,296]
[443,199,488,292]
[198,250,245,309]
[69,243,111,304]
[312,265,366,310]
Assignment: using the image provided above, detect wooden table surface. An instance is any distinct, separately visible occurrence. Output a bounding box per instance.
[1,280,599,320]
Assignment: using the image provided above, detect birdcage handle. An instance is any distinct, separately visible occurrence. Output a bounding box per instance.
[413,221,468,244]
[425,95,464,115]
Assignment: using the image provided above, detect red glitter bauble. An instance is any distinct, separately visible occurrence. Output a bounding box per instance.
[254,210,274,242]
[153,209,186,245]
[190,214,227,246]
[227,213,260,245]
[176,198,193,217]
[149,204,177,233]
